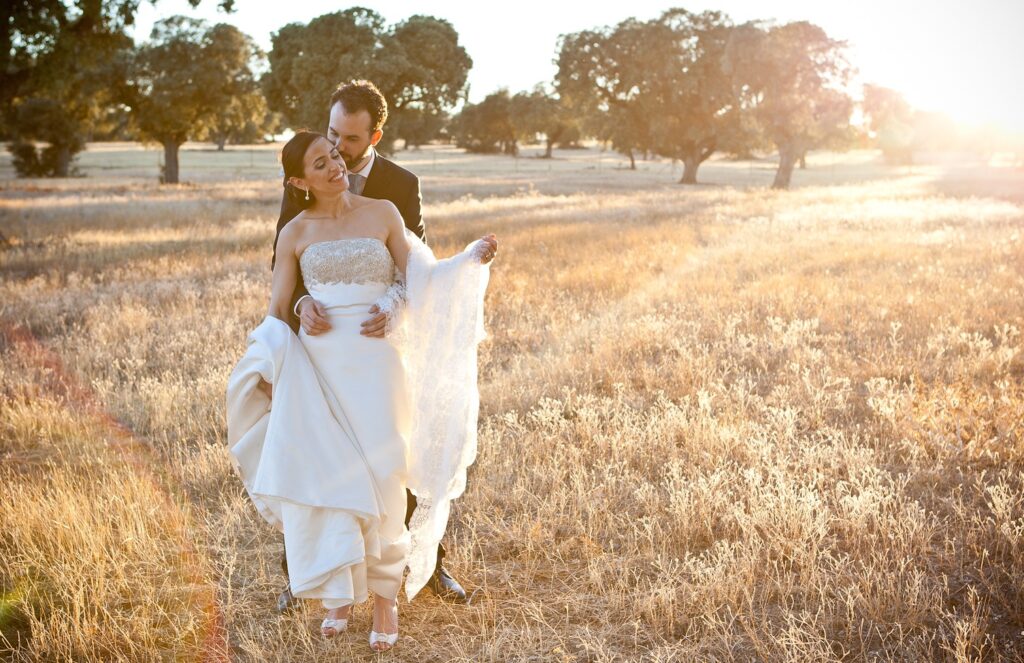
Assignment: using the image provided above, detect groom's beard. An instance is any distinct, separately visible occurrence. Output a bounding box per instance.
[343,145,373,171]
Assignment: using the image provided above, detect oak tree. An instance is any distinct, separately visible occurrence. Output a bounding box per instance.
[450,89,516,154]
[727,21,853,189]
[198,24,272,149]
[556,19,658,171]
[262,9,471,151]
[862,84,915,164]
[126,18,261,183]
[511,86,577,158]
[2,0,233,177]
[647,9,746,184]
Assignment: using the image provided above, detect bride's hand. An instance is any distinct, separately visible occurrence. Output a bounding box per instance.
[475,234,498,264]
[297,297,332,336]
[361,304,387,338]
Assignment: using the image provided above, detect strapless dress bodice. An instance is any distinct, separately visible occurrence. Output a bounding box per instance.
[300,237,394,289]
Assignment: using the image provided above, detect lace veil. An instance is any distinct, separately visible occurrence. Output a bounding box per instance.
[389,229,490,598]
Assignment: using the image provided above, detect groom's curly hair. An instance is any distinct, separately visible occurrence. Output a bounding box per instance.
[329,80,388,134]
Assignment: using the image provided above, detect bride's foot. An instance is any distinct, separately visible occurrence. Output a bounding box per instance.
[369,596,399,652]
[321,604,351,638]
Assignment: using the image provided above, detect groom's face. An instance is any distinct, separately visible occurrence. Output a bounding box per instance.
[327,102,383,171]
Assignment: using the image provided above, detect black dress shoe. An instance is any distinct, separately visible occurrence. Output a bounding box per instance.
[276,583,298,614]
[425,566,468,603]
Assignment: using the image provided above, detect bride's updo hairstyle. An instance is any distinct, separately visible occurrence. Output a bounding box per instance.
[281,130,327,209]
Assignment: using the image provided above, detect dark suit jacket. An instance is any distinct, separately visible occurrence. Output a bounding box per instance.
[271,152,426,328]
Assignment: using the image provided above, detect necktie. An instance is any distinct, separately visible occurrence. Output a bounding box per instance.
[348,173,366,195]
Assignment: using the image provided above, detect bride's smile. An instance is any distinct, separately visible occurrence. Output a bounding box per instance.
[287,137,351,200]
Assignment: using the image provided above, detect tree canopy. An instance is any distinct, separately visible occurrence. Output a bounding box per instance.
[510,86,577,158]
[862,84,915,164]
[556,19,658,170]
[727,21,853,188]
[646,9,749,183]
[449,89,517,154]
[556,10,755,182]
[197,23,275,150]
[449,86,576,157]
[2,0,234,177]
[124,17,264,183]
[557,10,853,187]
[262,9,471,150]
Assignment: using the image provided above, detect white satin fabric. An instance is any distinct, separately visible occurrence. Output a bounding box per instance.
[226,231,489,607]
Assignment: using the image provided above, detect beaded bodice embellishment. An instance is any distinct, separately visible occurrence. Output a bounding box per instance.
[300,238,395,288]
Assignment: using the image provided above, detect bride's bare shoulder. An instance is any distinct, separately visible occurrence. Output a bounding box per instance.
[360,197,397,213]
[285,209,313,228]
[364,197,401,221]
[277,213,309,250]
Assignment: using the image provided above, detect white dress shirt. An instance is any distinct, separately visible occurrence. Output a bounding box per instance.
[352,147,375,180]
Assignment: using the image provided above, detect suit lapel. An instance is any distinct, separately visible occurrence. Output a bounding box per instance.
[361,154,391,200]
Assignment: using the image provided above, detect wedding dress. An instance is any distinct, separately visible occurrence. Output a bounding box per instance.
[226,231,489,608]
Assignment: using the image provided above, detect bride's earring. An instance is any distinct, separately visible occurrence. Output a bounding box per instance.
[304,188,310,201]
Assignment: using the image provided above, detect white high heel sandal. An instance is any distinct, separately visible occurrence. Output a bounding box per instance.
[369,600,399,651]
[369,630,398,650]
[321,608,349,638]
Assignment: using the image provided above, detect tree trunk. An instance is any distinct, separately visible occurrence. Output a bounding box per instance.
[799,151,807,169]
[627,148,636,170]
[772,147,797,190]
[53,145,71,177]
[544,139,553,159]
[679,156,699,184]
[163,140,181,184]
[216,137,226,151]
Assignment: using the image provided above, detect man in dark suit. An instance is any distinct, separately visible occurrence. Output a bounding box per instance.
[271,80,469,609]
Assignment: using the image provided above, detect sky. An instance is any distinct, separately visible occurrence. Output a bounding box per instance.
[132,0,1024,133]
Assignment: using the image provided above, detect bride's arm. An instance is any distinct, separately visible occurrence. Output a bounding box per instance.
[383,202,411,276]
[267,222,302,324]
[360,202,412,338]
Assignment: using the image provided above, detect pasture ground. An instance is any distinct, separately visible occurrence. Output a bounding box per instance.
[1,143,1022,661]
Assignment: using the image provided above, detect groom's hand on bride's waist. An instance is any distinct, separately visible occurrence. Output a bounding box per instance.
[360,304,387,338]
[297,297,332,336]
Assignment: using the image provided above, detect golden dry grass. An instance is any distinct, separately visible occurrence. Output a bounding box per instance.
[1,144,1023,661]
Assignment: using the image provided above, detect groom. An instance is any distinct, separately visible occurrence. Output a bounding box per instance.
[271,80,469,609]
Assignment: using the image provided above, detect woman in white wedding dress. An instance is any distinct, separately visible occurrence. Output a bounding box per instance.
[226,131,496,652]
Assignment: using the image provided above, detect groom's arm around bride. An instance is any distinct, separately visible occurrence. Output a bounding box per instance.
[271,83,425,338]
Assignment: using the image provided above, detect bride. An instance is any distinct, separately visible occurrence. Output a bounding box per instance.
[226,131,496,652]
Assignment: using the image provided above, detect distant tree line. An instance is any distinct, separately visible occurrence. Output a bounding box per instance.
[451,9,1015,186]
[3,3,1010,185]
[859,84,1009,165]
[448,85,581,158]
[3,4,471,183]
[449,10,854,189]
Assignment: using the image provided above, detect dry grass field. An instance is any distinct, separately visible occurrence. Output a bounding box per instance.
[1,143,1022,662]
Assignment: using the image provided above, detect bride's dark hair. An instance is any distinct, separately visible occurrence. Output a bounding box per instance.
[281,130,326,208]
